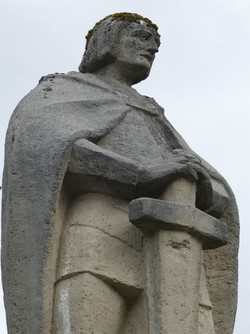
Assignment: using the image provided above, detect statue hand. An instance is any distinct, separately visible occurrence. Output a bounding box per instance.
[137,150,213,210]
[138,149,203,184]
[165,149,202,166]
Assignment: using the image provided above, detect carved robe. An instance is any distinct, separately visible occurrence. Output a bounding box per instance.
[2,71,239,333]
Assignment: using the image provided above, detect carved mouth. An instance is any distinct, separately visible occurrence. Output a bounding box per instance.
[140,54,153,62]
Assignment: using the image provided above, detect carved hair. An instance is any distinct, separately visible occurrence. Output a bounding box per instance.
[78,13,160,74]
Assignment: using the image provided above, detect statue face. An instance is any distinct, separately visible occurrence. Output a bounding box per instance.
[114,22,160,81]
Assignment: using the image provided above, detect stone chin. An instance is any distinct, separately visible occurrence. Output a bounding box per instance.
[128,60,153,85]
[110,53,153,85]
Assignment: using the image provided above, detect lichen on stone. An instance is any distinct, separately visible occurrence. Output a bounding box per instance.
[85,12,158,49]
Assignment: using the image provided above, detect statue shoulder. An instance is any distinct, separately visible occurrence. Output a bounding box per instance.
[12,71,99,116]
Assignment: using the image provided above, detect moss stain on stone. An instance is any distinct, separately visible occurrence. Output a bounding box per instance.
[85,12,158,49]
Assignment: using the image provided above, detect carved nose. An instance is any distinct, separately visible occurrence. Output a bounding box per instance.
[147,39,159,55]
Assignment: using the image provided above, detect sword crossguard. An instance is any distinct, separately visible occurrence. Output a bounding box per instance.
[129,197,228,250]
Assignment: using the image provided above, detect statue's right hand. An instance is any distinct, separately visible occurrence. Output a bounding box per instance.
[137,155,213,210]
[165,149,202,166]
[138,160,198,186]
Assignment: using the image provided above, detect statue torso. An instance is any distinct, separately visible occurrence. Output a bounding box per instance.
[97,104,172,165]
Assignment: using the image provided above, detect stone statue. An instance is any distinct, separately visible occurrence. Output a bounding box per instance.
[1,13,239,334]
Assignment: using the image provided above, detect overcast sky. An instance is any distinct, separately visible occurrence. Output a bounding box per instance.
[1,0,250,333]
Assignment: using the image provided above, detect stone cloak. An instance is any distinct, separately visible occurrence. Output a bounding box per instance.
[1,71,239,333]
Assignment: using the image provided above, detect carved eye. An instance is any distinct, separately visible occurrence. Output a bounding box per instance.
[139,35,147,41]
[138,33,149,42]
[131,30,151,42]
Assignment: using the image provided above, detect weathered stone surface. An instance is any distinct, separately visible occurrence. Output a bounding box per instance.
[129,178,219,333]
[53,273,126,333]
[1,12,239,334]
[129,197,228,249]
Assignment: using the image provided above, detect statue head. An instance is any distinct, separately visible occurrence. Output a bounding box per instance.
[78,13,160,84]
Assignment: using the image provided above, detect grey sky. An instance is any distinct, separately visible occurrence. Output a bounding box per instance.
[1,0,250,332]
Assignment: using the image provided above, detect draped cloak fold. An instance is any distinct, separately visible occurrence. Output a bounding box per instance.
[1,71,239,334]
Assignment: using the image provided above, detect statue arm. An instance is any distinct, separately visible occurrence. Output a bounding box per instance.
[67,138,139,194]
[67,140,213,203]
